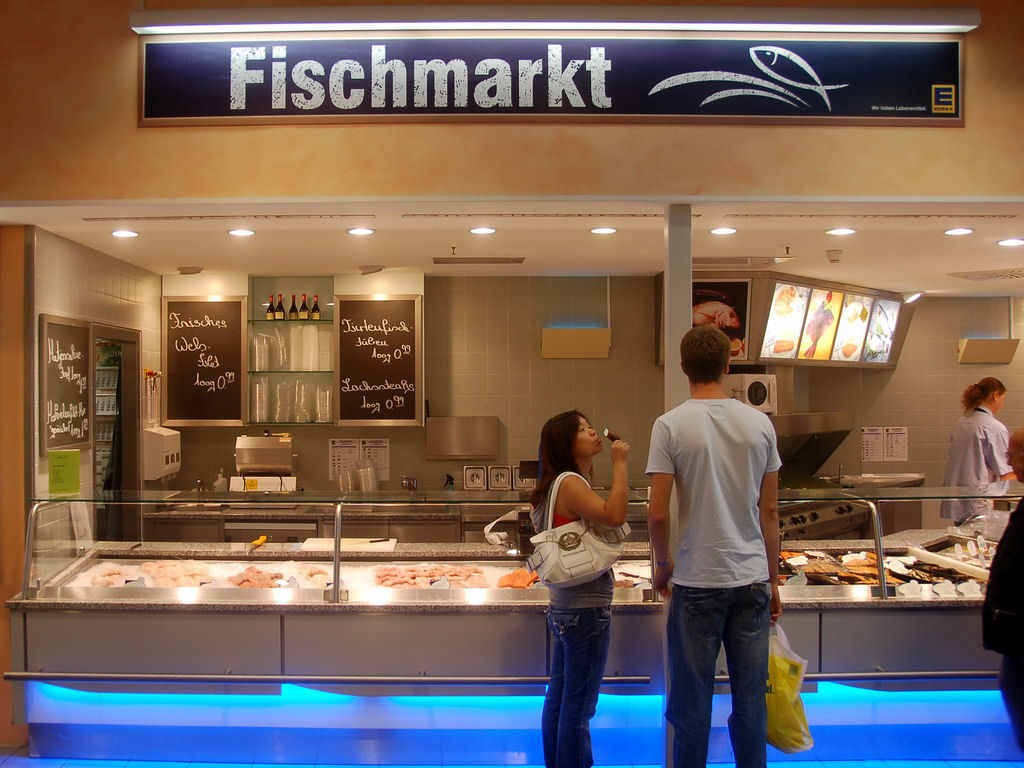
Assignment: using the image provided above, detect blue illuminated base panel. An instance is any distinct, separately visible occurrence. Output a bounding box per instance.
[24,682,1024,764]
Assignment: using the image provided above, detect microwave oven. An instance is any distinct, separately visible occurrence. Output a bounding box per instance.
[722,374,778,414]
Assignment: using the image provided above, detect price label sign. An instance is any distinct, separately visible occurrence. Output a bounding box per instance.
[335,295,423,426]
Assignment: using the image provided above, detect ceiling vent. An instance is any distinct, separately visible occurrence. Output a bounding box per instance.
[948,268,1024,281]
[694,256,793,269]
[433,256,525,265]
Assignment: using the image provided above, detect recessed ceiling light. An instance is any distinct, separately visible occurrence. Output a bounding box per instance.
[347,227,375,236]
[111,230,138,238]
[998,238,1024,247]
[826,227,856,236]
[944,227,973,236]
[228,228,254,237]
[591,227,617,235]
[470,226,496,235]
[710,227,737,235]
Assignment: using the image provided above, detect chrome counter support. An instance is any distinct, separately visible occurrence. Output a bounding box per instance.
[3,671,650,686]
[332,501,342,603]
[847,497,889,598]
[20,502,45,598]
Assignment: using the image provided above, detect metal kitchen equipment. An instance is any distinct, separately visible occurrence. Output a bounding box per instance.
[230,434,297,492]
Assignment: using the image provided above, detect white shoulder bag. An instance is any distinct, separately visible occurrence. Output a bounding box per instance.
[526,471,630,587]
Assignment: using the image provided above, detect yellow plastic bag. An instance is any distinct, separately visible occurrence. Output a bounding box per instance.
[765,623,813,753]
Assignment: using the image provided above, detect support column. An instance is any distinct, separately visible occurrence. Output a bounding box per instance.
[663,204,692,410]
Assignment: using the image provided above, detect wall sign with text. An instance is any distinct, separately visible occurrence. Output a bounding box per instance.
[335,295,423,426]
[140,36,962,126]
[162,297,246,426]
[39,315,91,454]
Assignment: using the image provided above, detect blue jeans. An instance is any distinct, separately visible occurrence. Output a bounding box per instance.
[542,606,612,768]
[666,583,771,768]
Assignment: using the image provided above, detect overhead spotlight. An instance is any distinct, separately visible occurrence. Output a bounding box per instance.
[902,291,923,304]
[177,266,203,275]
[826,249,843,263]
[348,227,375,236]
[228,228,254,237]
[944,227,973,236]
[826,227,856,236]
[111,229,138,238]
[591,227,616,235]
[710,227,737,235]
[359,265,384,275]
[470,226,496,235]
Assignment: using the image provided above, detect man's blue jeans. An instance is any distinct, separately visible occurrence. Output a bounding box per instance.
[666,582,771,768]
[542,606,612,768]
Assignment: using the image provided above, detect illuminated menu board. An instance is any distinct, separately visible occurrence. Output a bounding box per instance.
[798,289,843,360]
[760,283,810,359]
[830,294,873,362]
[863,298,901,363]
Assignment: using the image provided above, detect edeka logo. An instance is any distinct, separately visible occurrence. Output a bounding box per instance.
[229,44,612,111]
[932,84,956,113]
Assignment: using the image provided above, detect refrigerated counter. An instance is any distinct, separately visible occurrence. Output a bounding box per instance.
[6,485,1022,763]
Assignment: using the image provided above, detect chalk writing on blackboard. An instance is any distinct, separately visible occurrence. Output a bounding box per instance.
[40,315,91,453]
[163,298,245,425]
[336,296,422,425]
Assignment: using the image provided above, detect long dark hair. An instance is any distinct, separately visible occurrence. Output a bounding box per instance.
[530,410,590,514]
[962,376,1006,413]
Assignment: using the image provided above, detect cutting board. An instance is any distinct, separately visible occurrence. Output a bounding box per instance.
[300,537,397,552]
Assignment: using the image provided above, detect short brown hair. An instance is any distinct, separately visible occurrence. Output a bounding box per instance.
[680,325,730,384]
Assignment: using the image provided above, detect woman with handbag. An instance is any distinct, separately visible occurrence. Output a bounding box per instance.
[529,409,630,768]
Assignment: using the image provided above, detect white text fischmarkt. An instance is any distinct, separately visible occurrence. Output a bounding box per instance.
[230,45,612,111]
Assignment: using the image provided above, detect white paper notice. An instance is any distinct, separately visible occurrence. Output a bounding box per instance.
[69,501,93,547]
[360,439,390,482]
[861,427,884,462]
[883,427,909,461]
[329,438,360,481]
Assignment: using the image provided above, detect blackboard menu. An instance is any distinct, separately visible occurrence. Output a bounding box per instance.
[335,295,423,426]
[39,315,91,453]
[163,297,246,425]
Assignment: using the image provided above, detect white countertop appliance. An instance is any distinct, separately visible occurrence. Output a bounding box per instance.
[230,434,297,492]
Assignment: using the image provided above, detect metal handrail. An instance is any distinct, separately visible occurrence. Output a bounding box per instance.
[2,671,650,686]
[20,502,44,598]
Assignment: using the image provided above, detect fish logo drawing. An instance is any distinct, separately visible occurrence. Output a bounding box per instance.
[649,46,848,111]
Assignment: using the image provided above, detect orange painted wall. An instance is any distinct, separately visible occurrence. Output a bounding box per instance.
[0,226,28,746]
[0,0,1022,204]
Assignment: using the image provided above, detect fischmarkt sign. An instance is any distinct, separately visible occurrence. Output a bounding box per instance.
[140,36,962,126]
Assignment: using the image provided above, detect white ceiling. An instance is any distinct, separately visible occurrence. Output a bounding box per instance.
[3,198,1024,296]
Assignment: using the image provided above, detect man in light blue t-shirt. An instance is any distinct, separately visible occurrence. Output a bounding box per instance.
[646,324,782,768]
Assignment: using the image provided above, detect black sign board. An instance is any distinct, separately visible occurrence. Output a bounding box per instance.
[39,315,91,454]
[163,297,246,425]
[141,36,962,125]
[335,295,422,426]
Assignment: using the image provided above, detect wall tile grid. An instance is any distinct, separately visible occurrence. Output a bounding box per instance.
[810,296,1024,488]
[31,228,161,525]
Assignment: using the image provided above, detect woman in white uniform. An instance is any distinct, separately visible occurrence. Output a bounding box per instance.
[942,377,1015,524]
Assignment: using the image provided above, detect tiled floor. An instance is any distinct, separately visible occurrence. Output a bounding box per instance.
[3,747,1024,768]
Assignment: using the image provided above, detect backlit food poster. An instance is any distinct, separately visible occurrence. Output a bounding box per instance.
[830,294,874,362]
[759,283,810,359]
[798,289,843,360]
[863,298,901,363]
[692,280,751,361]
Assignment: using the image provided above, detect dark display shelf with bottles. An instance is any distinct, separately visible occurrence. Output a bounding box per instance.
[248,276,335,425]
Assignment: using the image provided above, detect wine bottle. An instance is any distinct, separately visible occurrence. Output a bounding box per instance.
[274,294,285,320]
[311,294,321,320]
[288,294,299,320]
[265,294,275,320]
[298,293,309,320]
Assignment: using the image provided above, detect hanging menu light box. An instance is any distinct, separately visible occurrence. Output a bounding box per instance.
[162,297,246,426]
[39,315,92,455]
[755,279,905,366]
[335,295,423,426]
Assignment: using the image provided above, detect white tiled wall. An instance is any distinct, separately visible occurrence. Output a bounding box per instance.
[31,227,162,496]
[810,295,1024,486]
